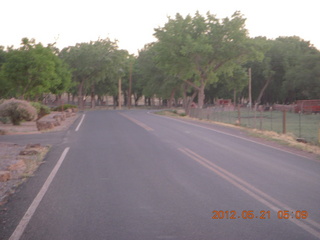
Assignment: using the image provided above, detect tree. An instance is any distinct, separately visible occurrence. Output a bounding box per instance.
[60,38,120,108]
[0,38,71,100]
[217,66,248,104]
[154,11,253,111]
[246,36,319,105]
[135,44,164,104]
[0,46,9,97]
[135,43,183,107]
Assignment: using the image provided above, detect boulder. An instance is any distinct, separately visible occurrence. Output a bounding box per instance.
[36,120,55,131]
[19,150,39,156]
[0,171,10,182]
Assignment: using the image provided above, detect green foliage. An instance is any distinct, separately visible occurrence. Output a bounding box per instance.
[60,38,125,107]
[135,44,177,99]
[0,116,10,124]
[0,38,72,99]
[153,11,253,108]
[245,36,320,104]
[30,102,51,118]
[53,104,77,111]
[0,99,37,125]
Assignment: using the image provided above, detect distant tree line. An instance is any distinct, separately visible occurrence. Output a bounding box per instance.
[0,11,319,113]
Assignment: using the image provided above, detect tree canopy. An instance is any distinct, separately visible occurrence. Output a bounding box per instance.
[0,38,71,100]
[153,11,261,110]
[1,12,319,109]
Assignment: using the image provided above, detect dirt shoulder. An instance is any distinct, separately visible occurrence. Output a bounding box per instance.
[0,113,79,205]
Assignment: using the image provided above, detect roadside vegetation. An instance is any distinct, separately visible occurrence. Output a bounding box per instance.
[0,99,37,125]
[156,109,320,156]
[0,11,319,133]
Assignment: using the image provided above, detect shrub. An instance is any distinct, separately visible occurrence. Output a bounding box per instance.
[0,116,10,124]
[0,99,37,125]
[53,104,77,111]
[31,102,51,119]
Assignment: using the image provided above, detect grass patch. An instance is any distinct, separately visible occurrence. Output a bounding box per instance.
[189,108,320,145]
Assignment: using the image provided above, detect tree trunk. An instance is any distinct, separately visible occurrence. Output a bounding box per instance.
[185,91,198,115]
[67,93,70,104]
[134,94,140,106]
[168,88,176,108]
[182,83,188,110]
[198,84,205,109]
[78,80,84,110]
[255,77,272,110]
[91,84,95,109]
[113,96,118,109]
[124,91,128,106]
[128,63,132,109]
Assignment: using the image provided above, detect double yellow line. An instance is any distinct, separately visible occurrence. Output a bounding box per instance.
[178,147,320,239]
[119,113,154,131]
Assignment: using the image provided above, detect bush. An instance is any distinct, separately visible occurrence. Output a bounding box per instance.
[0,116,10,124]
[0,99,37,125]
[53,104,77,112]
[31,102,51,119]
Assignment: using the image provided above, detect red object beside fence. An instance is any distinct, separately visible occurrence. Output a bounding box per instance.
[295,100,320,113]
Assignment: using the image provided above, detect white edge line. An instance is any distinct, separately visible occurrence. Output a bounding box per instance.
[151,112,318,161]
[9,147,70,240]
[75,114,85,132]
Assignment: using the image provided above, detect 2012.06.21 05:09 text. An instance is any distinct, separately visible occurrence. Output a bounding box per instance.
[211,210,309,220]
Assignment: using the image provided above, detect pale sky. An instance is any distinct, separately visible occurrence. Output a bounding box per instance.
[1,0,319,54]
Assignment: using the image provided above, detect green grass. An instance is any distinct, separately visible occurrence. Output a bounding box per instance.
[190,108,320,145]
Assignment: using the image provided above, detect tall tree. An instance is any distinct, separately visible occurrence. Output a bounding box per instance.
[0,46,9,97]
[154,11,253,110]
[135,43,183,107]
[246,36,319,105]
[0,38,71,100]
[60,38,119,108]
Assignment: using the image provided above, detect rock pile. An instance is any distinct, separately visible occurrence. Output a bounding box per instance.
[36,108,77,131]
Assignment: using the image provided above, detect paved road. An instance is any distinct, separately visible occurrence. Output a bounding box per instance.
[1,110,320,240]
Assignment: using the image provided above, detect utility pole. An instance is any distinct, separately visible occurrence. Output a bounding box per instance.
[118,77,122,110]
[248,68,252,109]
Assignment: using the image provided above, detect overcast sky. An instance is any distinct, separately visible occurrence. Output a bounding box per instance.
[1,0,319,54]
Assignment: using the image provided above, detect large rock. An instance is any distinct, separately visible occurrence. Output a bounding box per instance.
[19,150,39,156]
[36,110,74,131]
[36,120,55,131]
[0,171,10,182]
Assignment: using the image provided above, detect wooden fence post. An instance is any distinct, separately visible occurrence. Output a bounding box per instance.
[282,110,286,134]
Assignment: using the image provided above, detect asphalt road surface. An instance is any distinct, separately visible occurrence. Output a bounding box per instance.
[1,110,320,240]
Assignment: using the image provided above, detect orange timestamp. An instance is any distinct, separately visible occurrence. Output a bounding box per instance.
[212,210,309,220]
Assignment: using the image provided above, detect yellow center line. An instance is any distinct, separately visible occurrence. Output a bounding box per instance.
[178,147,320,239]
[119,113,154,131]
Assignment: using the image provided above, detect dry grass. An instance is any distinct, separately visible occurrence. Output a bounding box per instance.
[19,146,50,177]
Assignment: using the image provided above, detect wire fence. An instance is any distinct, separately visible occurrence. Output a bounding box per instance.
[189,107,320,145]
